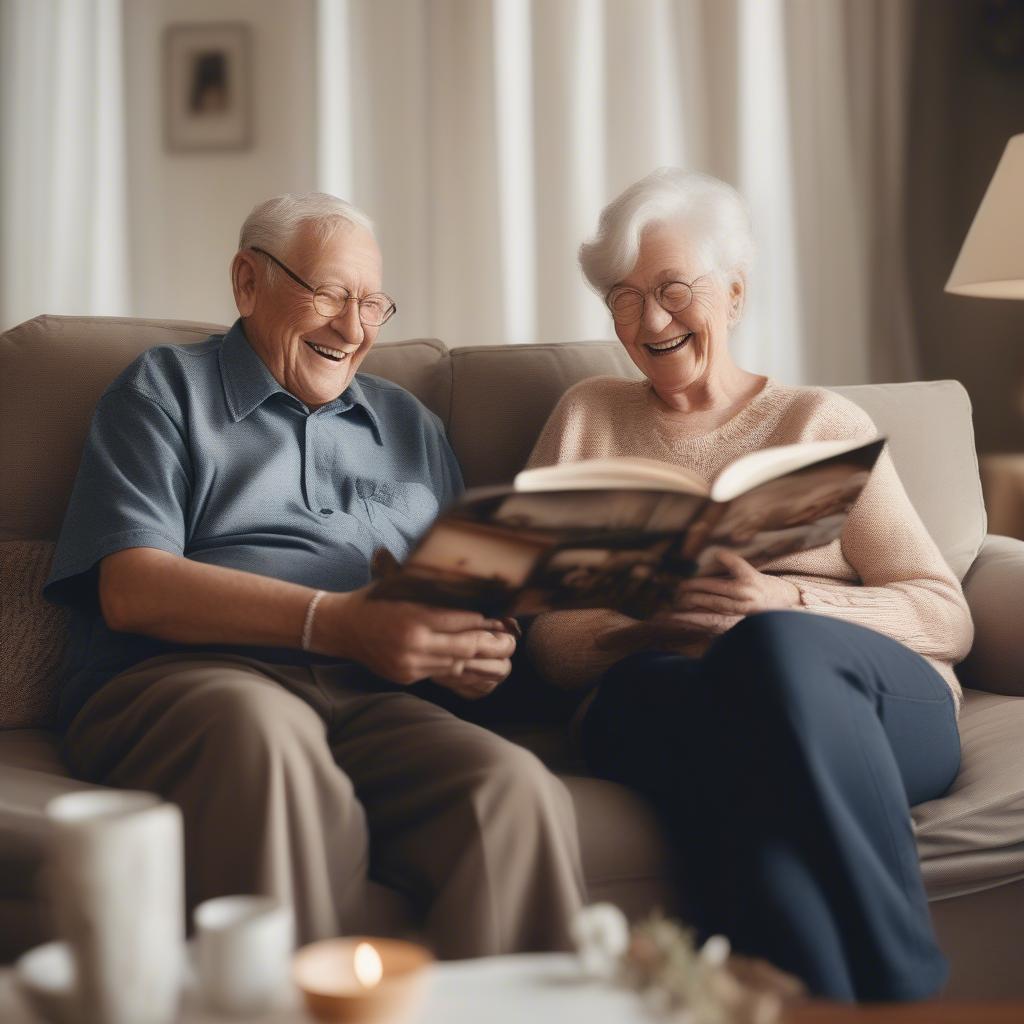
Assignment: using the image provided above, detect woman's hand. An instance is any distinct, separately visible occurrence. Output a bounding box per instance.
[593,551,801,655]
[671,549,801,634]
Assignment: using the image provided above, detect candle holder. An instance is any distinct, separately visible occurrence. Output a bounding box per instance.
[292,937,434,1023]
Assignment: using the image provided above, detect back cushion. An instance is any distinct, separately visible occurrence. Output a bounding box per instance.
[448,341,642,488]
[0,316,225,542]
[831,381,985,580]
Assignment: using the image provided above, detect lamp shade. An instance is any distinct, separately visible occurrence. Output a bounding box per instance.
[946,133,1024,299]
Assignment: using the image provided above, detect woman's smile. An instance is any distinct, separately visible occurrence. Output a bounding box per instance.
[644,332,693,356]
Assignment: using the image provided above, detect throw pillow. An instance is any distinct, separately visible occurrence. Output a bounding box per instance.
[0,540,68,729]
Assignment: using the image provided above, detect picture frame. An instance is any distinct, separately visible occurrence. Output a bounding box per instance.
[164,23,252,153]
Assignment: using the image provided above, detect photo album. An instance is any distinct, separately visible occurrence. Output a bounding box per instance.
[369,437,886,618]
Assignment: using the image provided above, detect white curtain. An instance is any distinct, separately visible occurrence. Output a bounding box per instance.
[0,0,130,331]
[316,0,918,384]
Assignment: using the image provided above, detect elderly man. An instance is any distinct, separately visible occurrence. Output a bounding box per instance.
[44,193,584,955]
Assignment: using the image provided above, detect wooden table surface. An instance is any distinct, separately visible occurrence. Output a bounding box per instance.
[788,1002,1024,1022]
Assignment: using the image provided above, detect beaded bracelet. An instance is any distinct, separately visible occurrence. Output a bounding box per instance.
[301,590,327,651]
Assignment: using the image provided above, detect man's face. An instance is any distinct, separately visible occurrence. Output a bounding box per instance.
[240,220,384,408]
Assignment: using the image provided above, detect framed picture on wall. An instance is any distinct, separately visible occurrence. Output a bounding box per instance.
[164,23,252,153]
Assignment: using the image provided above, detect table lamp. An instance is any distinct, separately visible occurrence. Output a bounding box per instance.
[946,133,1024,298]
[946,132,1024,539]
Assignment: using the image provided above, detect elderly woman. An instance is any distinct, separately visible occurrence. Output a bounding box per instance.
[526,169,972,1002]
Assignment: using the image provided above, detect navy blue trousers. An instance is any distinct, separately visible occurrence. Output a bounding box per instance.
[581,611,961,1002]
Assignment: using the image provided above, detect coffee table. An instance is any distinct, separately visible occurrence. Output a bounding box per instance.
[2,952,1022,1022]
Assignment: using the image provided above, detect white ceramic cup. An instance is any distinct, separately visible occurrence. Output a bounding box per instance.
[15,941,77,1024]
[46,790,184,1024]
[194,895,295,1015]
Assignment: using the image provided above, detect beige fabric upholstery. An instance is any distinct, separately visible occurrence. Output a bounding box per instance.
[914,688,1024,899]
[957,535,1024,697]
[831,381,985,580]
[0,731,98,895]
[361,337,451,424]
[0,542,66,729]
[563,775,678,919]
[0,316,222,542]
[931,876,1024,998]
[447,342,642,487]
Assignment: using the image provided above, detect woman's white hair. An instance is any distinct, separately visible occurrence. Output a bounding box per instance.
[579,168,755,295]
[238,193,374,283]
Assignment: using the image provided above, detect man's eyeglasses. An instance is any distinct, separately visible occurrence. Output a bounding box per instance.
[250,246,397,327]
[605,278,704,326]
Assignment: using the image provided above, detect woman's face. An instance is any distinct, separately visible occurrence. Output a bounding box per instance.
[611,224,742,402]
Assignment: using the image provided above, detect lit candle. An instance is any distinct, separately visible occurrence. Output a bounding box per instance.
[293,936,433,1022]
[353,942,383,989]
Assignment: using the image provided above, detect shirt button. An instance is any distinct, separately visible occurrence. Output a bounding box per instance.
[320,508,334,516]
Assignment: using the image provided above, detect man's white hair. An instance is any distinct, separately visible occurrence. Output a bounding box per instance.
[579,168,755,295]
[238,193,375,282]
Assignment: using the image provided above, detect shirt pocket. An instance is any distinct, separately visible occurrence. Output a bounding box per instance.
[353,478,440,554]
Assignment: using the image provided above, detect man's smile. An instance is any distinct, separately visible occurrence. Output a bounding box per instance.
[304,339,352,363]
[644,332,692,356]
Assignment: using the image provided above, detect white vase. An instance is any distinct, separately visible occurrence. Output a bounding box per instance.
[46,790,184,1024]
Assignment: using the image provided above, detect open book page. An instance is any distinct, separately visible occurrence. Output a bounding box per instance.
[690,437,885,576]
[709,437,879,502]
[514,456,708,495]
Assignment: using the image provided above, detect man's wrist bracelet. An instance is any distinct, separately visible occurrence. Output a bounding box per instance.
[301,590,327,651]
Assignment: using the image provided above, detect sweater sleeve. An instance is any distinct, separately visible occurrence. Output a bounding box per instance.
[526,608,641,690]
[786,447,974,665]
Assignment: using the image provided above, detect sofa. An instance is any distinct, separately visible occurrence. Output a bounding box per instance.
[3,314,1024,998]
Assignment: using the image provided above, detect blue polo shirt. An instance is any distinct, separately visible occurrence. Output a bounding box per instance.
[45,320,462,726]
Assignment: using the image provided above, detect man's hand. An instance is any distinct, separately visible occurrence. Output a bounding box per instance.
[314,588,517,694]
[427,627,517,699]
[668,548,800,636]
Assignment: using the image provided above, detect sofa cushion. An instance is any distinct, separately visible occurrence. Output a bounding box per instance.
[361,337,451,425]
[447,341,642,488]
[0,541,67,729]
[957,535,1024,698]
[0,729,99,902]
[0,316,224,542]
[831,381,985,580]
[914,688,1024,899]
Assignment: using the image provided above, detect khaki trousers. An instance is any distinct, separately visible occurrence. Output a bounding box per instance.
[62,654,585,957]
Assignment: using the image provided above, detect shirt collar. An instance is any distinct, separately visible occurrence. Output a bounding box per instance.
[219,320,383,443]
[324,375,384,444]
[219,320,288,421]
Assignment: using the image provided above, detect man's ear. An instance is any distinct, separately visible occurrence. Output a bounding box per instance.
[231,250,259,317]
[727,276,745,326]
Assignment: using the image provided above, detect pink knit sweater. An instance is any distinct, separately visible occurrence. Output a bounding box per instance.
[525,376,973,711]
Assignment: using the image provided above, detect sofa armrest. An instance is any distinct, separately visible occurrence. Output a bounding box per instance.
[957,535,1024,697]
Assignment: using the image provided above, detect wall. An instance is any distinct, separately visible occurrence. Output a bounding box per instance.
[123,0,316,327]
[908,0,1024,453]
